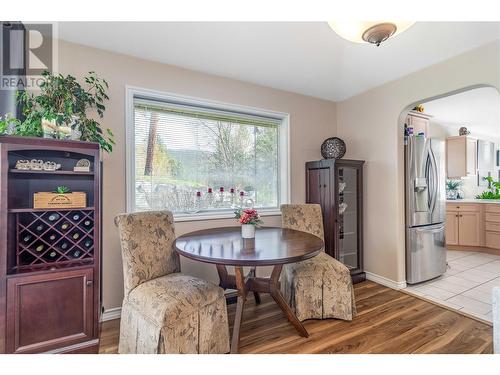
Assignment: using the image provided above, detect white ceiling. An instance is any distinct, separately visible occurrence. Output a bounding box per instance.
[58,22,500,101]
[424,87,500,137]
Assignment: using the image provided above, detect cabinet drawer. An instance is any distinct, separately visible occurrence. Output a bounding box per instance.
[458,204,480,212]
[485,222,500,232]
[486,212,500,223]
[446,204,480,212]
[486,204,500,213]
[486,231,500,250]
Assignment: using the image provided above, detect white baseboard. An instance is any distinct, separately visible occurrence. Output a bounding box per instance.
[101,307,122,322]
[365,271,407,290]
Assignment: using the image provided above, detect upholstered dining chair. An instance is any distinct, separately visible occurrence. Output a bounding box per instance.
[114,211,230,354]
[280,204,356,321]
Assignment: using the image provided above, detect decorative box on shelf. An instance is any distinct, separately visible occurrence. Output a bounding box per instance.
[73,158,91,172]
[33,192,87,209]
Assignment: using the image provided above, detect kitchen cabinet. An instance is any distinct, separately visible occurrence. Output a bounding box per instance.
[405,111,431,136]
[486,231,500,249]
[446,202,500,251]
[305,159,365,283]
[445,203,483,247]
[445,211,459,245]
[446,136,477,178]
[485,204,500,249]
[458,212,482,246]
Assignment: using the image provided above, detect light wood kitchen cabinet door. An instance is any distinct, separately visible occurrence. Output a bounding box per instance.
[446,136,477,178]
[445,211,459,246]
[446,136,466,178]
[407,115,429,136]
[458,212,481,247]
[486,231,500,249]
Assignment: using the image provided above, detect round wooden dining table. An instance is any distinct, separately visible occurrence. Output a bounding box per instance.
[173,226,324,354]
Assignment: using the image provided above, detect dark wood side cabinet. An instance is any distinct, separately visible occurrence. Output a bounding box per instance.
[305,159,365,283]
[0,136,101,353]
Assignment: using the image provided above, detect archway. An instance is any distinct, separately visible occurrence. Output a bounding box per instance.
[398,84,500,322]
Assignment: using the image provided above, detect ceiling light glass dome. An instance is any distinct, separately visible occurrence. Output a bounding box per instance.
[328,21,415,46]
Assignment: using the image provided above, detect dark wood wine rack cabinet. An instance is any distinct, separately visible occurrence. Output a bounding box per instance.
[306,159,365,283]
[0,136,101,353]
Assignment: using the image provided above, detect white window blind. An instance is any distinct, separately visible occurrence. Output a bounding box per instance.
[131,95,285,216]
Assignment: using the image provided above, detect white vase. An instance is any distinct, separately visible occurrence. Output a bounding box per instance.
[241,224,256,239]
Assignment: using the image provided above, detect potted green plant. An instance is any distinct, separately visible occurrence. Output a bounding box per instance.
[445,179,462,200]
[55,186,71,194]
[15,70,115,152]
[476,176,500,199]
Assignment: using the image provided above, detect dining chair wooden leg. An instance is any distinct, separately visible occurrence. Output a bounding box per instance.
[248,267,261,305]
[253,291,261,305]
[216,264,230,288]
[230,266,247,354]
[269,264,309,338]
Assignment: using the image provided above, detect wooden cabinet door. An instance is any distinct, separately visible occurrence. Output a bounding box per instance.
[446,136,477,178]
[486,231,500,249]
[306,162,334,257]
[458,212,481,247]
[334,163,363,274]
[6,268,94,353]
[445,211,459,246]
[409,116,429,136]
[305,167,321,205]
[446,136,467,178]
[320,167,334,257]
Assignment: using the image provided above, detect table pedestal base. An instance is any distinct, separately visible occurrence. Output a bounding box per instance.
[216,264,309,354]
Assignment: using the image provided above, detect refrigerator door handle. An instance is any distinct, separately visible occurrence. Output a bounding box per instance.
[414,224,444,234]
[428,147,439,216]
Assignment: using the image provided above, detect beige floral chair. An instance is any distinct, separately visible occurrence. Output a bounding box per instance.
[114,211,230,354]
[280,204,356,321]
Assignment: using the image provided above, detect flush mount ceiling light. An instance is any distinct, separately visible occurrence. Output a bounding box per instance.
[328,21,415,46]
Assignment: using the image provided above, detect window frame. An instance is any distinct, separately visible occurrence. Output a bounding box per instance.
[125,86,290,222]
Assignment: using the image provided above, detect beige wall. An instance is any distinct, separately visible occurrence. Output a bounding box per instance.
[57,40,338,311]
[337,40,500,284]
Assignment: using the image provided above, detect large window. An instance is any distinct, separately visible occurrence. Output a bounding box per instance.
[126,88,289,220]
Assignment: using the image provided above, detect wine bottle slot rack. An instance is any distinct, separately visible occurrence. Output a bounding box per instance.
[15,209,95,269]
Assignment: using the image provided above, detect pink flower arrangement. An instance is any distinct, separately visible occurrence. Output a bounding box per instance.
[234,209,263,226]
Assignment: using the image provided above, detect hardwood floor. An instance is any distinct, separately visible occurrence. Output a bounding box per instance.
[98,280,493,354]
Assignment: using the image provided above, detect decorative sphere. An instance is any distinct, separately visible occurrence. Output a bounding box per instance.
[321,137,346,159]
[459,127,470,136]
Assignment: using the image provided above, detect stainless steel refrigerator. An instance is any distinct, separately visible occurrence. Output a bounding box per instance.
[405,136,447,284]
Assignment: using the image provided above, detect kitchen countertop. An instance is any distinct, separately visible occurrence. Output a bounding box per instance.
[446,199,500,204]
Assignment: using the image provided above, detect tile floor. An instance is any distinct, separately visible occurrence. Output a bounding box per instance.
[404,250,500,322]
